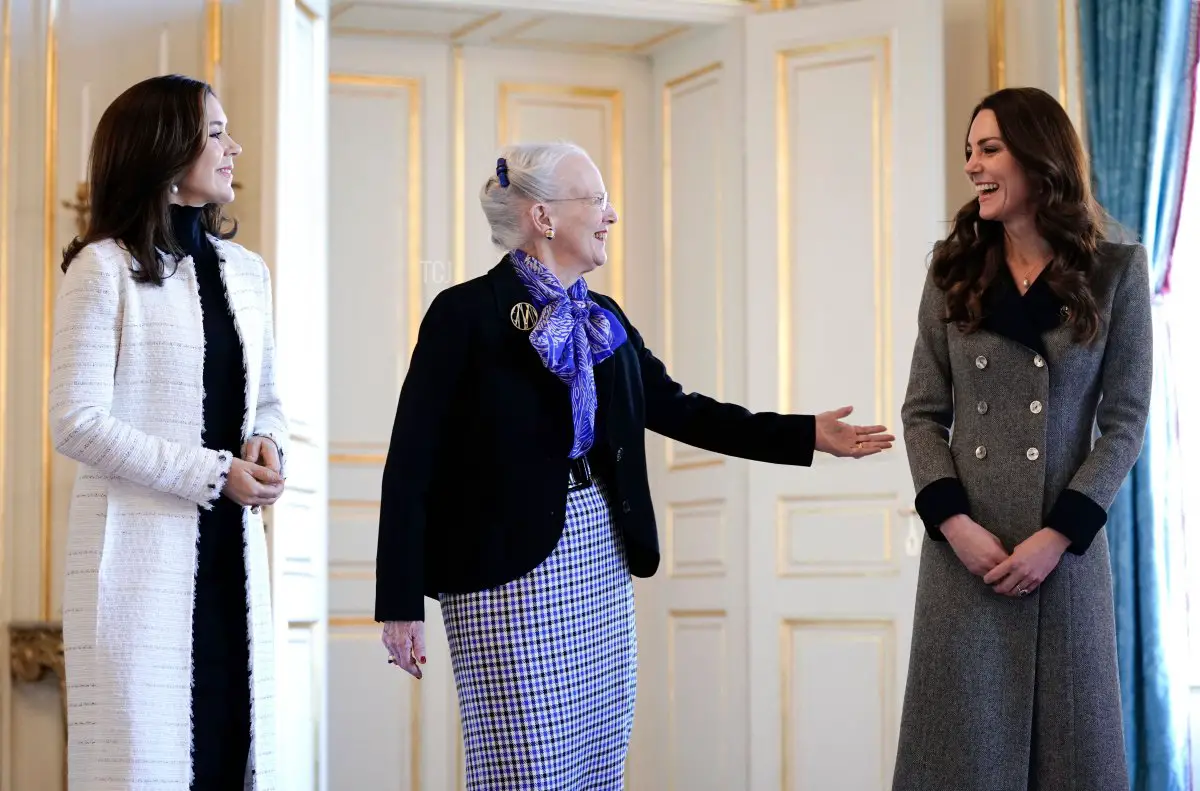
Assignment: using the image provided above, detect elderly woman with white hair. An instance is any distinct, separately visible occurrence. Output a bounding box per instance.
[374,141,894,789]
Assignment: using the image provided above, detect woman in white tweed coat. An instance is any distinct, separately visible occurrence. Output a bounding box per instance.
[894,87,1151,790]
[49,75,286,790]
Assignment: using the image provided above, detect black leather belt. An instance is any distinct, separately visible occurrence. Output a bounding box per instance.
[567,455,593,491]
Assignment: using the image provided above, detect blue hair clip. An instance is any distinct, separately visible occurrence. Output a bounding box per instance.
[496,157,510,187]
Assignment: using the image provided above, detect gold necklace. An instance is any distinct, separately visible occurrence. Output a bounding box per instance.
[1015,257,1051,290]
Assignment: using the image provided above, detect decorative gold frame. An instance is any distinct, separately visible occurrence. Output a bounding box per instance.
[10,622,66,789]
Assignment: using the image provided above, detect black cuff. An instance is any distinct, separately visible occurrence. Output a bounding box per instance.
[1045,488,1107,555]
[914,477,971,541]
[791,414,816,467]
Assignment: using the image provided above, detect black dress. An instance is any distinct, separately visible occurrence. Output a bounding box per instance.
[170,205,252,789]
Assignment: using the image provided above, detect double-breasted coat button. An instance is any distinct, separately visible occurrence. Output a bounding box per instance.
[975,355,988,370]
[622,500,631,513]
[1033,355,1045,368]
[975,446,987,460]
[977,401,988,414]
[1030,401,1043,414]
[1027,447,1040,461]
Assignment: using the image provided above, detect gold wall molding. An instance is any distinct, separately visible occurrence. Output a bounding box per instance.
[988,0,1006,92]
[494,16,688,54]
[330,73,424,355]
[664,497,727,578]
[205,0,222,88]
[40,0,60,621]
[329,498,381,510]
[497,81,625,305]
[1,0,12,633]
[987,0,1082,131]
[10,621,66,790]
[328,615,377,627]
[1,5,10,789]
[666,608,728,788]
[332,4,500,40]
[775,36,892,422]
[453,45,465,284]
[328,452,387,465]
[775,492,897,577]
[662,61,725,472]
[779,616,895,791]
[1056,0,1068,105]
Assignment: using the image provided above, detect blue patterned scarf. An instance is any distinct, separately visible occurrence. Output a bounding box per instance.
[509,249,627,459]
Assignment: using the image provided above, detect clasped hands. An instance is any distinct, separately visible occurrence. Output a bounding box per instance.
[221,435,285,508]
[940,514,1071,597]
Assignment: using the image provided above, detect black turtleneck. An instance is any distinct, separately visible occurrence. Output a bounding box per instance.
[172,205,253,782]
[169,205,246,457]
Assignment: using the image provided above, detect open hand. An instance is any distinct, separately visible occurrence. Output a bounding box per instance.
[814,406,895,458]
[982,528,1070,597]
[941,515,1009,577]
[382,620,426,679]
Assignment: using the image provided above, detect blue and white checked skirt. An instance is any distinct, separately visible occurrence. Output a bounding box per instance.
[439,477,638,790]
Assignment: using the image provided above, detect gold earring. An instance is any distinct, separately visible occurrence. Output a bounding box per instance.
[544,228,555,239]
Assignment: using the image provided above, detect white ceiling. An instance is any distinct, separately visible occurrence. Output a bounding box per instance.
[329,1,756,55]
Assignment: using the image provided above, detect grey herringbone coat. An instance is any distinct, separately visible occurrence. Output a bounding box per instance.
[893,241,1152,791]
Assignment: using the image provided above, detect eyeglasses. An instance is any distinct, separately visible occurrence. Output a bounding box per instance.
[546,192,609,210]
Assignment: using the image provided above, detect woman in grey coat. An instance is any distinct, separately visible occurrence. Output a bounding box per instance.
[893,86,1151,790]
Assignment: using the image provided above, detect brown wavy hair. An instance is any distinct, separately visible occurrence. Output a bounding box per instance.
[60,74,237,285]
[932,87,1105,342]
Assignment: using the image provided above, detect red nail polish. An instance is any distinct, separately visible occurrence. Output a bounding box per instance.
[420,656,426,664]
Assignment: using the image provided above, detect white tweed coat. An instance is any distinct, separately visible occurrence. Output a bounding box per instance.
[49,236,287,790]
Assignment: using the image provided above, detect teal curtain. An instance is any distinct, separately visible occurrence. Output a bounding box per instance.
[1078,1,1198,789]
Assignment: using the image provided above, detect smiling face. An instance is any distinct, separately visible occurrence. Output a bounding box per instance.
[534,153,618,276]
[964,109,1034,225]
[173,92,240,207]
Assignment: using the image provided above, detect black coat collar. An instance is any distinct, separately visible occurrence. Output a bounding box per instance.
[485,256,616,417]
[979,272,1069,356]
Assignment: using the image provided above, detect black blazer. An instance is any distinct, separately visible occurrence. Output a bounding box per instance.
[374,257,817,622]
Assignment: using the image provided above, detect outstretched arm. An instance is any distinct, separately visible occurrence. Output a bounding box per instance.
[605,301,891,464]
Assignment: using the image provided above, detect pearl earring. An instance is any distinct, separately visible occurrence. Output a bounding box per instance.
[170,184,179,195]
[544,228,555,240]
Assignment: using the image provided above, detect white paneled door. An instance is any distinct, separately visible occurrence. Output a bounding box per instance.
[640,1,947,789]
[744,2,945,789]
[641,1,946,788]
